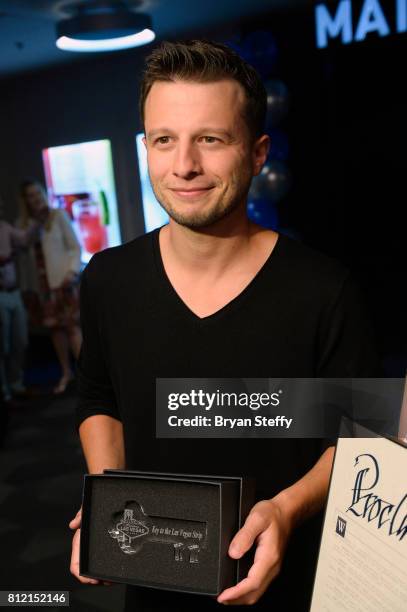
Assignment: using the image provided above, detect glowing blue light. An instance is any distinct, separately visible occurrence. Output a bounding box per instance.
[56,28,155,52]
[315,0,352,49]
[315,0,407,48]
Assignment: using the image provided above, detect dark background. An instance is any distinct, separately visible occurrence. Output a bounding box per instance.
[0,0,405,372]
[0,1,405,609]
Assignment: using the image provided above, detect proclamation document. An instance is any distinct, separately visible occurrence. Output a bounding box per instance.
[310,421,407,611]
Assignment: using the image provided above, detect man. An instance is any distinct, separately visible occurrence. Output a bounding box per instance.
[70,41,378,610]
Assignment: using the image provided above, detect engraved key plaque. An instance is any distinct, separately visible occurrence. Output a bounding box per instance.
[79,472,254,595]
[108,501,207,562]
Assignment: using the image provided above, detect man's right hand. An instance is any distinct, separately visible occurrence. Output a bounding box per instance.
[69,508,111,585]
[72,416,125,585]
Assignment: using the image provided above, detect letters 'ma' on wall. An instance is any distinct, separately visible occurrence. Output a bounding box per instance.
[315,0,407,48]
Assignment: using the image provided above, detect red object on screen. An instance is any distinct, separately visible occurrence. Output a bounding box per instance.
[72,199,107,254]
[54,193,90,219]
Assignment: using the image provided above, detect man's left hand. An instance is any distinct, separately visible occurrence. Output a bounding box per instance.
[217,498,292,606]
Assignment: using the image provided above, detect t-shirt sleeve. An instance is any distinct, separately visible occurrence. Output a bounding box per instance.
[316,273,381,450]
[75,257,121,432]
[316,273,381,377]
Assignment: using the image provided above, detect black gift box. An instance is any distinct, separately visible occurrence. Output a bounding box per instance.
[79,470,254,596]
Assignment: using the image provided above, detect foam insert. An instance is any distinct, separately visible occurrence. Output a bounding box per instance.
[80,474,240,594]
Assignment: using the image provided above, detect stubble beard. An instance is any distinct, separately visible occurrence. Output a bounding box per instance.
[150,174,252,230]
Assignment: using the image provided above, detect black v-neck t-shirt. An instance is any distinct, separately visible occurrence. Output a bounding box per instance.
[76,228,379,610]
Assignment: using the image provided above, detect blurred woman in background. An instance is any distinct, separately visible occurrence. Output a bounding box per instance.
[0,193,41,400]
[17,179,82,394]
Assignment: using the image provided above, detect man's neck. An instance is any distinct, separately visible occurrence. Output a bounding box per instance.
[160,213,270,278]
[157,211,279,319]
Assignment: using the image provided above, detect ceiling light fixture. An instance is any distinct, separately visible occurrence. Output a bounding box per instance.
[56,1,155,52]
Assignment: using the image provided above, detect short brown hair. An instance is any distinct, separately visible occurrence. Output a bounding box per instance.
[139,40,267,139]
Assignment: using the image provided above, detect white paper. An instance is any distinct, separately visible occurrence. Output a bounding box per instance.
[310,432,407,611]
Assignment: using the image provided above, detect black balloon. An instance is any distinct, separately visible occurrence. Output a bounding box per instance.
[249,161,291,203]
[267,128,290,161]
[238,31,279,78]
[264,80,289,129]
[247,199,279,230]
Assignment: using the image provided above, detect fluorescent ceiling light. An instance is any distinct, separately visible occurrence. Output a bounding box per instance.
[56,1,155,53]
[56,29,155,52]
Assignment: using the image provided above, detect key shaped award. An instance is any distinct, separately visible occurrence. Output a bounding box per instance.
[80,471,254,595]
[108,501,206,563]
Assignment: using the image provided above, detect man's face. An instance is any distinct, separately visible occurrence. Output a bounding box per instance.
[143,79,268,229]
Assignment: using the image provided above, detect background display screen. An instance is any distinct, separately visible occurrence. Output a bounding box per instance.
[42,139,121,263]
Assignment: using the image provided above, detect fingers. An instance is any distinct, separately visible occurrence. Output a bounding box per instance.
[217,555,280,606]
[228,506,268,559]
[218,576,262,605]
[247,543,281,591]
[218,556,276,605]
[70,508,110,586]
[70,528,99,585]
[219,528,282,605]
[69,508,82,531]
